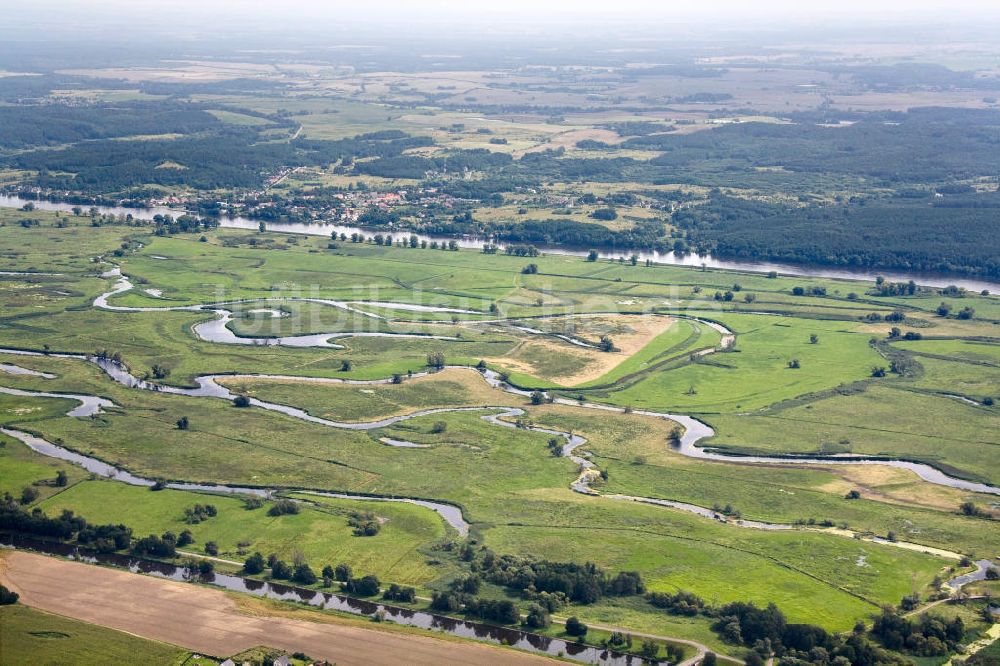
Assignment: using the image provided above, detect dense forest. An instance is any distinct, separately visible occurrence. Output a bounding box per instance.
[17,130,299,191]
[402,216,669,251]
[7,123,437,192]
[675,195,1000,278]
[353,149,514,179]
[0,103,224,148]
[633,108,1000,183]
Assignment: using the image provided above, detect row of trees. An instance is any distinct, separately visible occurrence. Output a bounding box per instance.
[356,231,458,251]
[241,551,413,601]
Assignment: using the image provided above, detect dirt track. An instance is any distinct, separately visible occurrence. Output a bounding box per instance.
[0,551,557,665]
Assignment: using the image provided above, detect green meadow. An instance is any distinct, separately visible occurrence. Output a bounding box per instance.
[1,214,997,651]
[39,480,449,585]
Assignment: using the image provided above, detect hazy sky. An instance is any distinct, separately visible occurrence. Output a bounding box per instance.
[9,0,1000,24]
[3,0,999,48]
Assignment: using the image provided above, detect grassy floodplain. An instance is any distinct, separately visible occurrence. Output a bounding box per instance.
[1,210,998,655]
[38,480,448,585]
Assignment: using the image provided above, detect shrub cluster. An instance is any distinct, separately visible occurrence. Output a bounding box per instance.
[470,550,644,605]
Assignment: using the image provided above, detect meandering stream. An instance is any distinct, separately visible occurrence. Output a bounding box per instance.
[0,265,997,564]
[93,274,463,348]
[0,360,979,568]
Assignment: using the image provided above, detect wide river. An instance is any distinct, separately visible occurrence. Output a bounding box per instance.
[3,195,998,292]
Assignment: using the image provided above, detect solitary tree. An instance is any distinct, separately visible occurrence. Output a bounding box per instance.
[960,502,982,517]
[293,563,317,585]
[20,486,38,505]
[271,559,292,579]
[244,552,266,574]
[523,603,551,629]
[565,616,588,637]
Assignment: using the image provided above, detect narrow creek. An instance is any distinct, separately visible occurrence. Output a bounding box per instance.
[0,269,996,566]
[0,365,985,595]
[2,341,997,553]
[94,274,463,348]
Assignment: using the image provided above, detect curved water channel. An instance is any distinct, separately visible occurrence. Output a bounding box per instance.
[94,274,464,348]
[4,194,999,292]
[1,335,997,522]
[0,268,996,562]
[93,271,667,353]
[0,353,983,577]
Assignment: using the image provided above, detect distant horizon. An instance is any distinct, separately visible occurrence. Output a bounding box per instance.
[4,0,1000,36]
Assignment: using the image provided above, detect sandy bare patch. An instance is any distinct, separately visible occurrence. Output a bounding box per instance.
[813,464,981,512]
[0,551,556,666]
[612,316,678,357]
[488,316,677,386]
